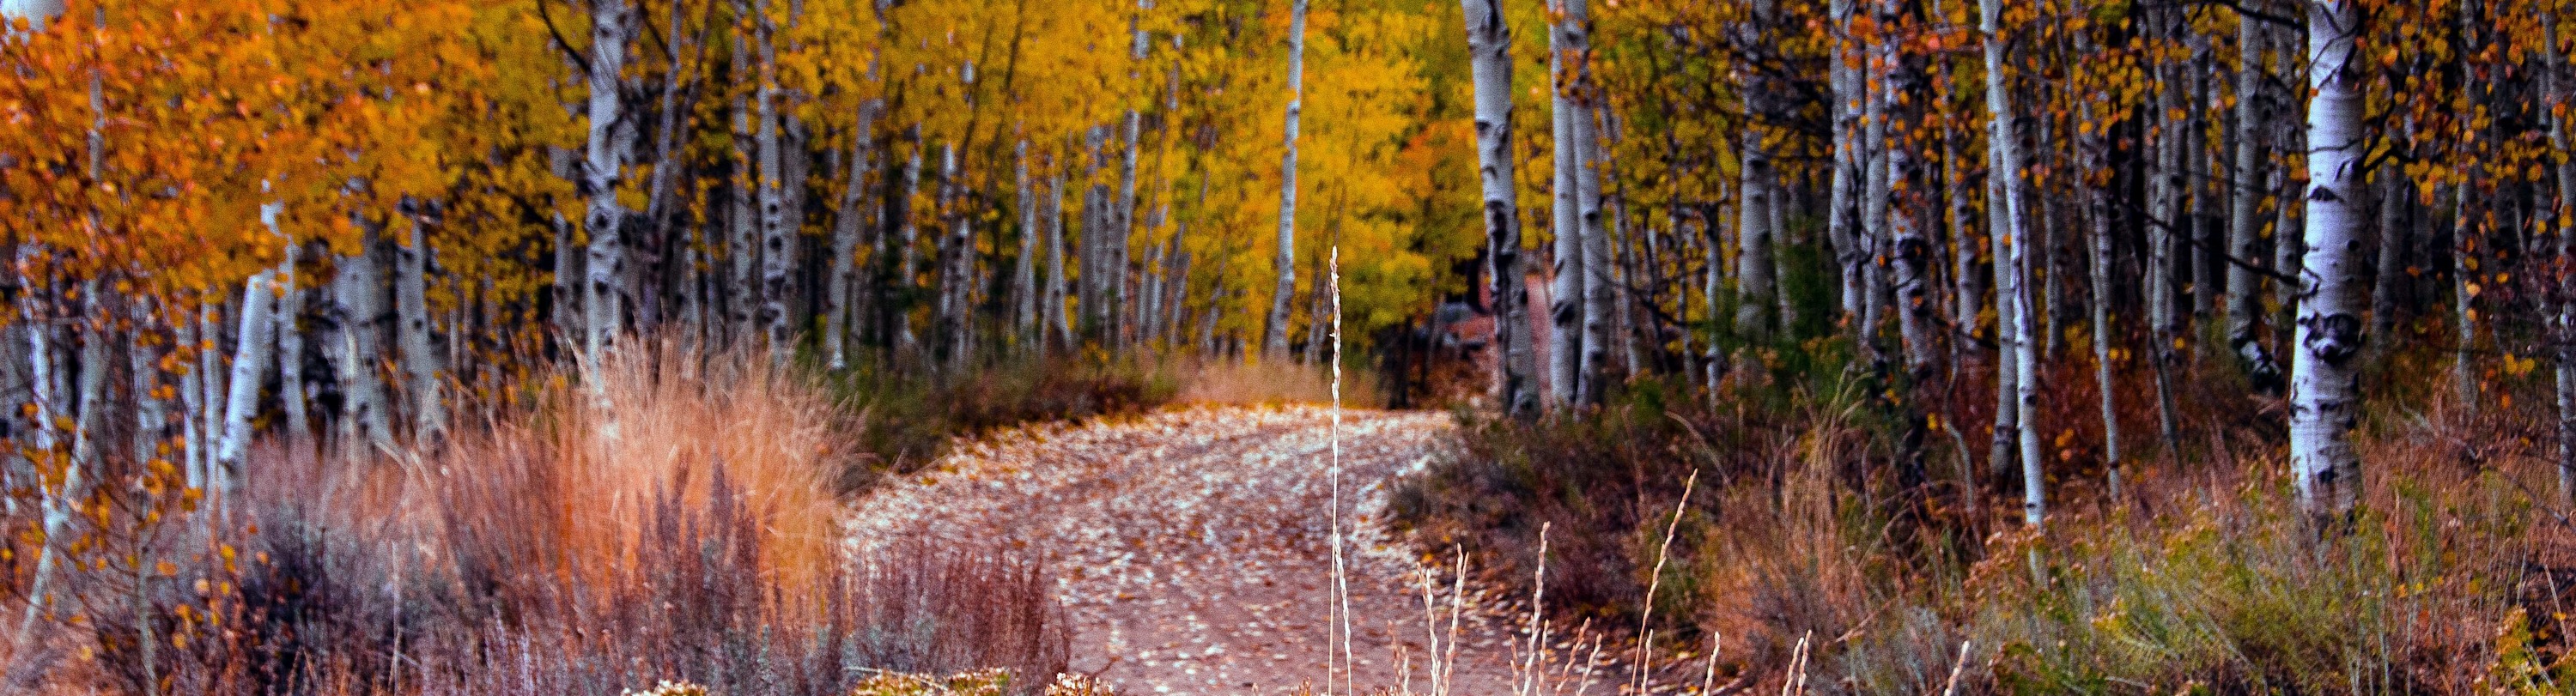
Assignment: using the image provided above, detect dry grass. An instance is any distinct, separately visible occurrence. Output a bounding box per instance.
[1175,357,1380,407]
[1,340,1071,695]
[1398,354,2576,694]
[538,342,850,598]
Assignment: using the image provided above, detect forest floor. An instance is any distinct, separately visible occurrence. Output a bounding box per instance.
[845,405,1641,696]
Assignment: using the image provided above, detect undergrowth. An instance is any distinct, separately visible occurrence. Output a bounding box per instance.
[1394,333,2576,695]
[827,354,1178,491]
[3,342,1073,695]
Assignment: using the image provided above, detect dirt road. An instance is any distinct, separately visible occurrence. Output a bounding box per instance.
[846,406,1622,696]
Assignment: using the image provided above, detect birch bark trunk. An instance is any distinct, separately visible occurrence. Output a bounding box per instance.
[1732,0,1777,339]
[1860,10,1893,369]
[729,40,759,346]
[216,269,278,495]
[2541,10,2576,505]
[1546,3,1583,409]
[1262,0,1309,360]
[1829,0,1866,323]
[1981,0,2042,524]
[396,208,445,442]
[936,142,975,372]
[1886,0,1936,378]
[1045,167,1072,356]
[1115,10,1148,349]
[1013,138,1039,348]
[334,225,396,460]
[2292,0,2368,521]
[2075,13,2124,496]
[2227,15,2276,381]
[582,0,635,363]
[1574,32,1613,404]
[1989,150,2019,483]
[276,239,310,447]
[753,0,793,369]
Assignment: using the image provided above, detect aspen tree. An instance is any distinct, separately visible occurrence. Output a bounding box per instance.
[1013,137,1038,348]
[1546,0,1583,409]
[2292,0,2369,521]
[333,228,397,459]
[1978,0,2042,524]
[216,269,280,492]
[753,0,793,368]
[1263,0,1309,360]
[1859,1,1893,368]
[395,207,445,442]
[276,239,311,446]
[1114,3,1149,348]
[582,0,635,363]
[1887,0,1936,379]
[2073,4,2124,499]
[1829,0,1866,323]
[1733,0,1779,340]
[1565,0,1611,405]
[2227,12,2277,382]
[2542,9,2576,504]
[1045,166,1072,355]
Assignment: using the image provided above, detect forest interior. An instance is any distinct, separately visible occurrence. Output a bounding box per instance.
[5,0,2576,693]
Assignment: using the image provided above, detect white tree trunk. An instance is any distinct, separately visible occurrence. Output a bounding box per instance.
[131,298,167,475]
[1545,1,1583,409]
[1828,0,1865,323]
[1859,12,1893,367]
[1262,0,1309,360]
[1988,145,2020,486]
[333,227,396,460]
[2073,11,2125,496]
[2291,0,2368,521]
[1735,134,1777,338]
[729,45,760,346]
[1981,0,2043,525]
[276,239,311,447]
[1045,167,1072,356]
[396,211,445,442]
[10,261,66,648]
[2542,10,2576,505]
[581,0,635,364]
[937,142,976,372]
[1885,0,1935,378]
[15,283,102,651]
[215,269,279,496]
[1572,26,1611,405]
[2227,13,2275,379]
[1013,138,1039,348]
[754,0,792,368]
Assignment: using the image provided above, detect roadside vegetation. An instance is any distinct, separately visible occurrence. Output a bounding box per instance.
[1395,332,2576,695]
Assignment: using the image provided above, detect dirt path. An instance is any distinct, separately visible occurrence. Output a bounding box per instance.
[846,405,1623,696]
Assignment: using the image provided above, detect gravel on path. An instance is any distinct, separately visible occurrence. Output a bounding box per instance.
[845,405,1625,696]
